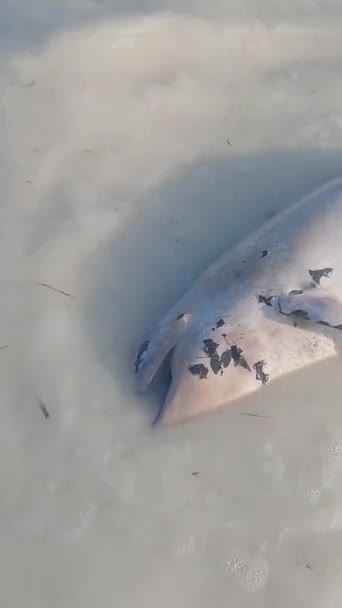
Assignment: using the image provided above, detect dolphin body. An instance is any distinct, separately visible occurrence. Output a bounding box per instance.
[135,178,342,424]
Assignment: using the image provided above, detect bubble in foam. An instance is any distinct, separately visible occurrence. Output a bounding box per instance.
[306,487,321,505]
[175,537,196,556]
[225,554,269,592]
[326,439,342,466]
[74,501,96,538]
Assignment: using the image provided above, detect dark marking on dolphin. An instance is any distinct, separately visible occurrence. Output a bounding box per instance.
[279,306,310,321]
[309,268,333,285]
[176,313,185,320]
[261,250,269,258]
[220,349,232,368]
[279,304,342,330]
[210,353,222,375]
[231,345,251,371]
[189,364,209,379]
[253,360,269,385]
[318,320,342,330]
[134,339,150,373]
[288,289,303,295]
[258,294,274,306]
[216,318,225,328]
[203,339,219,357]
[294,309,310,320]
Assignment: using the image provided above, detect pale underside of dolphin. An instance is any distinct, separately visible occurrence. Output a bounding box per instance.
[134,177,342,425]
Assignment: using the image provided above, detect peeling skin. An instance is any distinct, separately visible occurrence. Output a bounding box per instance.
[210,353,222,375]
[192,344,232,378]
[318,321,342,330]
[253,360,269,385]
[309,267,333,285]
[231,345,251,371]
[134,339,150,373]
[220,349,232,368]
[279,307,310,321]
[189,364,209,379]
[258,294,274,306]
[203,339,219,357]
[279,302,342,330]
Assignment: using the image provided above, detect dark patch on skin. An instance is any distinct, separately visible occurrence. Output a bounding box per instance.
[295,310,310,320]
[239,357,252,372]
[222,333,227,338]
[253,360,269,385]
[279,307,310,321]
[220,349,232,368]
[189,364,209,379]
[192,471,199,476]
[216,318,225,328]
[279,304,342,331]
[210,353,223,375]
[231,345,251,371]
[176,313,185,320]
[258,295,274,306]
[309,267,333,285]
[288,289,303,295]
[318,320,342,330]
[203,339,219,357]
[305,564,314,570]
[261,250,269,258]
[134,339,150,373]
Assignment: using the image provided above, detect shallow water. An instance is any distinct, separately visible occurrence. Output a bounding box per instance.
[2,2,342,606]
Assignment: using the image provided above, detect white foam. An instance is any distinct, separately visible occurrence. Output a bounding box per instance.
[225,554,270,592]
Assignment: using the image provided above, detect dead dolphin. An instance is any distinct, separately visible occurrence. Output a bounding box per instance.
[135,178,342,424]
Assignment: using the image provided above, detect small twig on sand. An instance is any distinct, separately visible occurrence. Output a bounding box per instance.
[37,398,50,419]
[240,412,268,418]
[37,282,74,298]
